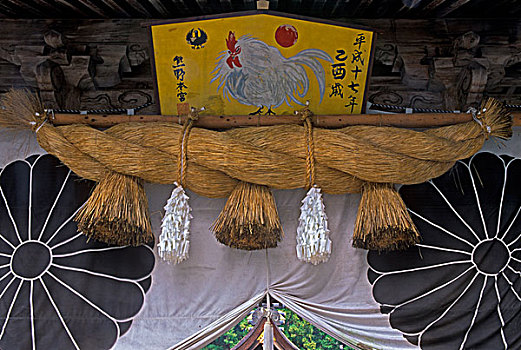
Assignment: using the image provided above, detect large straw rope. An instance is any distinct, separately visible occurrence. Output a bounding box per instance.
[1,90,507,199]
[31,118,487,199]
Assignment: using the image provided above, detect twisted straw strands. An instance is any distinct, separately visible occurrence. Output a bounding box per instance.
[0,91,512,199]
[33,120,493,198]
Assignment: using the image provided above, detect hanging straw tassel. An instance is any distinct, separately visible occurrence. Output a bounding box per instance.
[295,107,332,264]
[158,108,199,263]
[75,171,154,246]
[211,181,283,250]
[350,98,510,252]
[353,182,419,251]
[0,88,46,130]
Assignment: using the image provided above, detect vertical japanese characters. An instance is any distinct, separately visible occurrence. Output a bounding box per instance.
[329,33,367,113]
[172,55,188,102]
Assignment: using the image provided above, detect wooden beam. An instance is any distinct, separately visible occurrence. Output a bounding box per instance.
[329,0,344,17]
[24,0,65,16]
[0,3,17,17]
[119,0,154,16]
[353,0,374,16]
[194,0,210,13]
[72,0,109,17]
[421,0,448,13]
[50,111,521,128]
[53,0,91,16]
[148,0,172,16]
[97,0,132,17]
[4,0,44,17]
[437,0,472,16]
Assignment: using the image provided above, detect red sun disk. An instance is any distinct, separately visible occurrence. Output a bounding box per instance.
[275,25,298,48]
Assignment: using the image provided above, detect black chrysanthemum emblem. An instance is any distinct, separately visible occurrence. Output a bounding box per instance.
[0,155,155,349]
[368,152,521,349]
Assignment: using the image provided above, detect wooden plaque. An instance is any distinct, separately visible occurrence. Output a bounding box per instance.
[151,12,375,115]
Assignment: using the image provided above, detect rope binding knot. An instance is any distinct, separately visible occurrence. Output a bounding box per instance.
[188,107,201,123]
[468,106,492,139]
[30,109,54,133]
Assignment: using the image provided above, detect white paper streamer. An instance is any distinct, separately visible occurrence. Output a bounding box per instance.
[158,182,192,263]
[296,186,332,265]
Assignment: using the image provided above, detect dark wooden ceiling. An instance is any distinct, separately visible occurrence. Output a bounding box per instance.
[0,0,519,19]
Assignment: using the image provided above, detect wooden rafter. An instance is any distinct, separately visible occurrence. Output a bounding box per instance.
[122,0,154,17]
[0,3,17,17]
[3,0,44,17]
[194,0,210,14]
[353,0,374,16]
[0,0,519,18]
[168,0,191,15]
[72,0,109,17]
[52,0,91,16]
[94,0,131,17]
[437,0,473,16]
[23,0,63,16]
[421,0,449,13]
[148,0,172,16]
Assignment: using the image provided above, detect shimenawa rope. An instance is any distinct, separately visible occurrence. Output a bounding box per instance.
[0,90,512,250]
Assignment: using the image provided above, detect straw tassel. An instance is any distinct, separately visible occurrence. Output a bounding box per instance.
[211,181,283,250]
[0,88,45,130]
[75,171,154,246]
[353,182,419,251]
[158,109,198,263]
[295,107,332,264]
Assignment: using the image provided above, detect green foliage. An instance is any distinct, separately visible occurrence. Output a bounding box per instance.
[201,308,353,350]
[280,308,350,350]
[202,316,252,350]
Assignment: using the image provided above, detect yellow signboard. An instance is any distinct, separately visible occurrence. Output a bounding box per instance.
[151,12,375,115]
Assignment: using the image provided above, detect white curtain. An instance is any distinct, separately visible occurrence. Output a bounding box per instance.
[114,186,414,350]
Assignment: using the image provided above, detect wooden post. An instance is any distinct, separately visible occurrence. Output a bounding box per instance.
[51,112,521,129]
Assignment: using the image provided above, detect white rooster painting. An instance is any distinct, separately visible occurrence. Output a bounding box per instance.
[211,31,333,115]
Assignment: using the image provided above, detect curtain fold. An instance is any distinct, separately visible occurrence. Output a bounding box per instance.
[173,291,266,350]
[269,290,414,350]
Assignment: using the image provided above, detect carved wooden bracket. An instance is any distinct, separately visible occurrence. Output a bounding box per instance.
[368,22,521,111]
[457,61,488,109]
[0,27,151,110]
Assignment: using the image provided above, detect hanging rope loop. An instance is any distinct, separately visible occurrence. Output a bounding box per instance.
[178,107,200,186]
[297,106,316,190]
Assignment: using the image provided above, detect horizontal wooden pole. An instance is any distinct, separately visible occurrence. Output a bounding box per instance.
[51,112,521,129]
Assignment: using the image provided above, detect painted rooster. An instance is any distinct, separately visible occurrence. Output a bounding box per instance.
[211,32,333,114]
